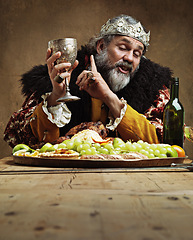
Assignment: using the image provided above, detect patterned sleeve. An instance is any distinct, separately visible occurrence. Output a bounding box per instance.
[144,86,170,142]
[3,93,40,148]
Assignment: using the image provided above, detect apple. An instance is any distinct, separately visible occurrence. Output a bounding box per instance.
[166,146,178,158]
[12,144,31,154]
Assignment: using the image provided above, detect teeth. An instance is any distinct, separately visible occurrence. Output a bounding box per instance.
[121,66,128,71]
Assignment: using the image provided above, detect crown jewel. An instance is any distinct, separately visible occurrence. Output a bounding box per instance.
[100,17,150,47]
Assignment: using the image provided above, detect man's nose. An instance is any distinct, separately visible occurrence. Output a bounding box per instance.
[123,51,134,63]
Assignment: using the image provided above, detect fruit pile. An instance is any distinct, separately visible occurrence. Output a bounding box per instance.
[13,137,186,159]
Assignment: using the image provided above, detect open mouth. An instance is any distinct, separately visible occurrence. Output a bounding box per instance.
[115,62,133,74]
[118,66,131,74]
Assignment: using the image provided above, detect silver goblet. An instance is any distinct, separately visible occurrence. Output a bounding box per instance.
[48,38,80,102]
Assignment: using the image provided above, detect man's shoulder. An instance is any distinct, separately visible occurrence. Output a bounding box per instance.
[20,64,52,99]
[138,56,172,86]
[140,56,172,76]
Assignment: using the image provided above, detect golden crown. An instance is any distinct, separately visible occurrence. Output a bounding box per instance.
[100,17,150,48]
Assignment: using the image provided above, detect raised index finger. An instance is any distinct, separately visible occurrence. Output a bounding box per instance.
[90,55,98,73]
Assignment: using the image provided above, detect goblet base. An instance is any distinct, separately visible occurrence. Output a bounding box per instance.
[57,92,80,102]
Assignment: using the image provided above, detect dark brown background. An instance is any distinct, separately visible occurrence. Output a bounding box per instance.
[0,0,193,159]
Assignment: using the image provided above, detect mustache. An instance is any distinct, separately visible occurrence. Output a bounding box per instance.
[114,61,133,73]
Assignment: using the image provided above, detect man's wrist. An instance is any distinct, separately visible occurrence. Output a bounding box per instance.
[47,93,61,107]
[103,92,124,118]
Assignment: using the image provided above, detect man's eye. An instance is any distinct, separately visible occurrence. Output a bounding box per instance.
[134,52,141,58]
[119,45,127,50]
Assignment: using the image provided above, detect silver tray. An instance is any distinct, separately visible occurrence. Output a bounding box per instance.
[13,155,189,168]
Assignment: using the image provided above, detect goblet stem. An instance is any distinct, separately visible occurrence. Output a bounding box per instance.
[65,77,70,93]
[56,77,80,103]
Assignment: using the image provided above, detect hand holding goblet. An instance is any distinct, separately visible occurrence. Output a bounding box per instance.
[48,38,80,102]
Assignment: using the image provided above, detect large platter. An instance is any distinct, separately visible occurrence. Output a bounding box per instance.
[13,155,189,168]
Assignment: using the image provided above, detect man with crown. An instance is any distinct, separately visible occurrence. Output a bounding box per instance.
[4,14,172,148]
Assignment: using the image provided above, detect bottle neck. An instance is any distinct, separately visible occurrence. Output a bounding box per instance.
[170,77,179,100]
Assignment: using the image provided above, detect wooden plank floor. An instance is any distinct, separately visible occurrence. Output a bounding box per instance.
[1,156,193,240]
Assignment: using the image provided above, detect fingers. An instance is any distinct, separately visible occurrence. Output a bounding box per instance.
[47,49,73,82]
[76,55,98,90]
[76,70,96,91]
[46,48,52,61]
[47,51,60,75]
[76,70,88,87]
[90,55,98,73]
[69,60,79,74]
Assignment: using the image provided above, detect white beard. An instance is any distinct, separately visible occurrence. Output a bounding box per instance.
[107,68,131,92]
[95,48,132,92]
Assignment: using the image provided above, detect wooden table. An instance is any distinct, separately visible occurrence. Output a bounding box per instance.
[1,156,193,240]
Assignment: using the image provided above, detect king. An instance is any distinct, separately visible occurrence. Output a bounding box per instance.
[4,14,172,151]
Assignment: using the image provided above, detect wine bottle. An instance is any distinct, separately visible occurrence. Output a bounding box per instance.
[163,77,184,148]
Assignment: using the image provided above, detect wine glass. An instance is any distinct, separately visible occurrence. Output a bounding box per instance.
[48,38,80,102]
[184,126,193,143]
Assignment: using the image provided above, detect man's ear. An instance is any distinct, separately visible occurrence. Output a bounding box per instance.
[96,39,104,54]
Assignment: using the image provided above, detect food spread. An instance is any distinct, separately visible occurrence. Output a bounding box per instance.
[13,129,182,160]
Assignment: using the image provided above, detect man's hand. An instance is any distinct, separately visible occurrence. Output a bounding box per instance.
[76,55,124,119]
[46,48,78,106]
[76,55,111,101]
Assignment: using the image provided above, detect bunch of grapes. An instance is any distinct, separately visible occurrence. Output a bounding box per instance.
[46,137,178,158]
[13,136,180,158]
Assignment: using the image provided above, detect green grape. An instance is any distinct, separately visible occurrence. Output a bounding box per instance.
[103,143,114,151]
[133,142,143,152]
[73,137,82,144]
[127,144,137,152]
[109,149,117,155]
[90,147,97,155]
[84,140,92,146]
[144,145,150,152]
[98,147,109,154]
[119,144,127,151]
[159,147,167,155]
[85,148,92,155]
[66,141,74,150]
[142,142,150,148]
[139,149,149,156]
[125,141,132,149]
[82,143,90,150]
[80,150,87,156]
[113,137,125,148]
[77,144,84,152]
[73,140,83,151]
[57,143,67,149]
[148,153,155,159]
[47,144,58,152]
[148,148,154,155]
[137,140,150,149]
[149,144,158,151]
[137,140,144,145]
[154,149,161,157]
[62,139,71,144]
[113,147,122,154]
[93,143,101,149]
